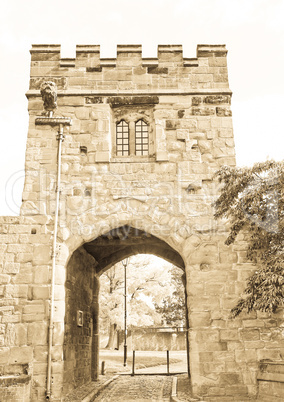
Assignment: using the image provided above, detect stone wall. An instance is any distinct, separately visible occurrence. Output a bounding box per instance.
[0,44,283,401]
[0,215,51,400]
[257,361,284,401]
[130,328,186,351]
[63,246,97,395]
[0,375,31,402]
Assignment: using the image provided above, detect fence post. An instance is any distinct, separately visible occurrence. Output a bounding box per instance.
[131,350,135,376]
[167,350,170,375]
[101,361,105,375]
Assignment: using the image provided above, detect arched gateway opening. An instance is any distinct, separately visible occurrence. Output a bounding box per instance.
[63,225,187,395]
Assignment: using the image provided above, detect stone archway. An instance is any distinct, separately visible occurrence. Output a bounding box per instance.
[62,225,187,396]
[84,225,185,274]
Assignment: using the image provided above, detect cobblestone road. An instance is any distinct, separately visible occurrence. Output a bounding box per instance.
[94,375,172,401]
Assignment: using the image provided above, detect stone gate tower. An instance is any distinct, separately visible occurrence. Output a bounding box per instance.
[1,44,283,401]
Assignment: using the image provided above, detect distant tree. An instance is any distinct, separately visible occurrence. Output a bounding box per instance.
[99,255,175,349]
[214,160,284,317]
[154,266,186,327]
[99,265,123,349]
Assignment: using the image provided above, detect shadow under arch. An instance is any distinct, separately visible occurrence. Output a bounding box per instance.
[63,225,187,397]
[84,225,185,274]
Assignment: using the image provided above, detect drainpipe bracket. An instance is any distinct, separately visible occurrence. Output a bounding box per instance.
[35,116,72,126]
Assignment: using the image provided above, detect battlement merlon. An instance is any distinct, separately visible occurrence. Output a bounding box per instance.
[27,44,231,95]
[29,43,227,65]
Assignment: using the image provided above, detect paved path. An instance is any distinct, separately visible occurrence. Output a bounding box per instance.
[94,375,173,401]
[134,361,187,375]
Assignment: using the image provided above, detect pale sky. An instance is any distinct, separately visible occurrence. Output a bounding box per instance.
[0,0,283,215]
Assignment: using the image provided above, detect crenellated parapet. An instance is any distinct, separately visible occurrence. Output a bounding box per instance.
[28,44,230,93]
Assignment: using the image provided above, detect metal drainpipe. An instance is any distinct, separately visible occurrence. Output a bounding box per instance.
[182,272,190,377]
[46,124,64,400]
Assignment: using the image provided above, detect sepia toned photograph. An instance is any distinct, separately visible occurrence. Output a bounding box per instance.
[0,1,283,400]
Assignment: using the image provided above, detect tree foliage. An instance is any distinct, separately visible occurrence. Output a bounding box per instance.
[154,266,186,326]
[99,255,181,347]
[214,160,284,317]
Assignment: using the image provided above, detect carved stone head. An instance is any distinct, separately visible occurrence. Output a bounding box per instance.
[40,81,57,114]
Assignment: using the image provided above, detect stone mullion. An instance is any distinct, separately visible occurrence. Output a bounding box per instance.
[129,121,135,156]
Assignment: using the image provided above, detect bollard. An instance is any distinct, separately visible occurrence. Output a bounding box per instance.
[131,350,135,376]
[167,350,170,375]
[101,361,105,375]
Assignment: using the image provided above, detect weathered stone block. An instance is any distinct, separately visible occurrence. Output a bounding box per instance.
[15,253,33,264]
[33,362,48,375]
[213,351,235,363]
[53,301,65,322]
[156,151,169,161]
[216,107,232,116]
[176,128,189,140]
[27,322,48,345]
[235,349,257,363]
[197,330,220,343]
[243,319,265,328]
[95,151,110,162]
[58,97,85,106]
[190,311,211,327]
[34,266,50,284]
[32,286,50,300]
[9,346,33,364]
[244,340,265,349]
[23,304,45,315]
[207,386,226,396]
[219,251,238,263]
[0,274,11,284]
[199,351,213,362]
[204,95,231,104]
[219,372,241,385]
[192,97,202,106]
[15,324,28,346]
[147,67,168,74]
[208,57,227,67]
[220,329,239,341]
[241,329,260,341]
[54,285,65,301]
[0,347,10,364]
[203,342,228,352]
[257,349,282,361]
[32,245,51,265]
[191,107,215,116]
[2,314,21,324]
[5,284,28,299]
[3,262,20,274]
[189,243,219,264]
[22,313,45,323]
[225,385,248,395]
[214,74,228,82]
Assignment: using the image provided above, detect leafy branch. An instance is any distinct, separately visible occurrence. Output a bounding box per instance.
[214,160,284,317]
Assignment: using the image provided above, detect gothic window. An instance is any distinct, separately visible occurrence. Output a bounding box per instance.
[116,120,129,156]
[135,120,149,156]
[114,113,152,159]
